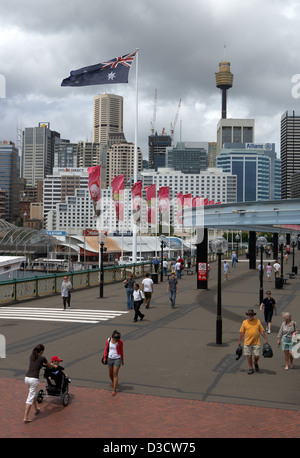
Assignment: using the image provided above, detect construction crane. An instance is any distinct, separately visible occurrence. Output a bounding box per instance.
[150,88,158,135]
[170,98,181,145]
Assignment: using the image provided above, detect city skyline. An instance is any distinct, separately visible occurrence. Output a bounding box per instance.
[0,0,300,159]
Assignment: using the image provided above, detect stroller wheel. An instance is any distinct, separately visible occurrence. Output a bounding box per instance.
[37,389,44,404]
[62,392,70,406]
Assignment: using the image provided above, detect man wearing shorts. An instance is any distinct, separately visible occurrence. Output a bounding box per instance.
[142,273,154,309]
[238,309,268,374]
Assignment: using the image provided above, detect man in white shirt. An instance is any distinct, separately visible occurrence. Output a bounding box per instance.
[273,261,280,278]
[163,259,168,276]
[142,273,154,309]
[175,261,182,279]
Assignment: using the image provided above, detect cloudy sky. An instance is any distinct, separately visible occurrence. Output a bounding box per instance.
[0,0,300,159]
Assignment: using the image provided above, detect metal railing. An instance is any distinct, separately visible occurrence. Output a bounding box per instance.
[0,249,246,305]
[0,262,154,305]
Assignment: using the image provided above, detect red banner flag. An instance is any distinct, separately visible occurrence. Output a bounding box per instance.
[145,184,156,224]
[158,187,170,214]
[183,193,192,208]
[192,196,201,208]
[88,165,101,216]
[131,180,142,225]
[111,174,124,221]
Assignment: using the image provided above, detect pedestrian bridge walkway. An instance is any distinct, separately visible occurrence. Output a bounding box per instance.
[1,251,300,438]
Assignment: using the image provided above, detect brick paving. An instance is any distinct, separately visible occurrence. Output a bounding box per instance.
[1,377,300,438]
[1,252,300,438]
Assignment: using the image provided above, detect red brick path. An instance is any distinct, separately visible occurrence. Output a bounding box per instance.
[1,378,299,438]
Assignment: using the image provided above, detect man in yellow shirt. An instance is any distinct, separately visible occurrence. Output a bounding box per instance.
[238,309,268,374]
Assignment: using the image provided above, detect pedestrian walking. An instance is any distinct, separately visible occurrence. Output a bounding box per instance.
[238,309,268,374]
[24,344,57,423]
[61,276,72,309]
[277,312,299,370]
[167,272,178,308]
[171,260,176,274]
[231,252,238,268]
[175,260,182,279]
[153,257,160,273]
[259,291,277,333]
[103,330,124,396]
[266,263,272,281]
[273,261,280,278]
[163,259,168,276]
[223,261,229,280]
[258,263,264,278]
[133,283,145,322]
[123,273,135,310]
[142,272,154,309]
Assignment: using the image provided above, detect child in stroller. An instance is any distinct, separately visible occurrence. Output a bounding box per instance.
[38,355,70,406]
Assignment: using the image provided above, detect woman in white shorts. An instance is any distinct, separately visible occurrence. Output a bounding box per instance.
[24,344,57,423]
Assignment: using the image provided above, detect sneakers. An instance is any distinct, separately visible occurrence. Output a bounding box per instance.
[248,364,259,374]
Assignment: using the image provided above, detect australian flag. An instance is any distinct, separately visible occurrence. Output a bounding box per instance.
[61,51,137,87]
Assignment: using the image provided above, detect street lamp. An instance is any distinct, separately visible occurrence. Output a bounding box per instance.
[235,234,240,260]
[160,239,166,282]
[98,233,107,298]
[291,234,298,274]
[257,236,267,304]
[278,235,286,279]
[211,236,228,345]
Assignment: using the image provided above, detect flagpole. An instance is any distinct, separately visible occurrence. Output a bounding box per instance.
[132,48,139,263]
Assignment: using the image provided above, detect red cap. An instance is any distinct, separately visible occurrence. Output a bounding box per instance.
[51,355,63,362]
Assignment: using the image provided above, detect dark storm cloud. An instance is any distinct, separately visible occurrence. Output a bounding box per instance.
[0,0,300,156]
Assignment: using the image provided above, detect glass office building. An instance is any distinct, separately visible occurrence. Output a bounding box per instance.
[217,143,281,202]
[0,141,20,221]
[166,142,208,173]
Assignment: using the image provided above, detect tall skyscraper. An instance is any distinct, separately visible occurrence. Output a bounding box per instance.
[0,141,20,221]
[148,133,172,170]
[106,142,142,187]
[280,111,300,199]
[22,122,60,185]
[93,93,123,144]
[217,142,281,202]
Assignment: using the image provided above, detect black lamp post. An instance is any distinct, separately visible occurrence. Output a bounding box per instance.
[257,236,267,304]
[279,235,286,279]
[99,241,104,298]
[291,235,298,274]
[235,233,240,260]
[212,236,228,345]
[160,239,165,282]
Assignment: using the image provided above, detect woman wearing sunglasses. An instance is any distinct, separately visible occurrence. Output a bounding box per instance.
[103,330,124,395]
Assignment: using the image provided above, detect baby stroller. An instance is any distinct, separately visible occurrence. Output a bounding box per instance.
[37,364,71,407]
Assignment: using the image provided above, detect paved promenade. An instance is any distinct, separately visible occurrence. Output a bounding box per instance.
[1,251,300,438]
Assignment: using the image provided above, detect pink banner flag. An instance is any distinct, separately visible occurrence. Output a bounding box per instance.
[145,184,156,224]
[111,174,124,221]
[88,165,101,216]
[158,187,170,214]
[131,180,142,225]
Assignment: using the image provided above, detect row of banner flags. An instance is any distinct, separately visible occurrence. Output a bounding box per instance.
[88,165,221,226]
